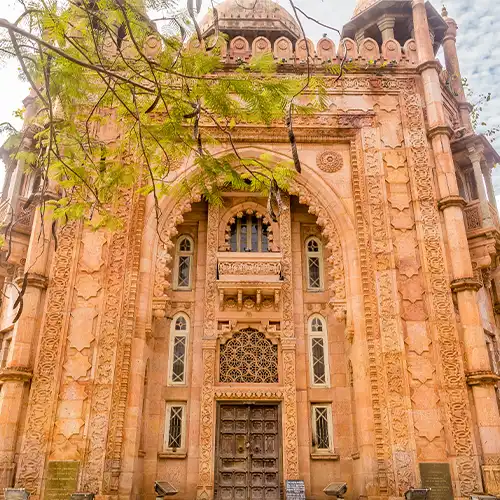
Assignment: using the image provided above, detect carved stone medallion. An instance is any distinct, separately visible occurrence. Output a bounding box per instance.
[317,150,343,173]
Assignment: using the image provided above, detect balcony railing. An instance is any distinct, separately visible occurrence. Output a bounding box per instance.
[0,197,36,233]
[217,252,282,283]
[464,199,500,233]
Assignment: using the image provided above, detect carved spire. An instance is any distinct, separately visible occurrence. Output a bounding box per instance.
[352,0,380,17]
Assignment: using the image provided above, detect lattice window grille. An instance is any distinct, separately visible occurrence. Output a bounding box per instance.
[311,404,333,452]
[167,405,183,449]
[219,328,278,383]
[308,315,330,387]
[311,338,326,384]
[172,337,186,383]
[306,237,323,290]
[311,317,323,333]
[314,406,330,449]
[175,236,194,289]
[169,314,189,385]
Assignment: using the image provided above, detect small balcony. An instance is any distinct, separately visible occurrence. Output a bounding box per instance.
[217,252,283,312]
[464,200,500,234]
[0,196,36,235]
[217,252,282,283]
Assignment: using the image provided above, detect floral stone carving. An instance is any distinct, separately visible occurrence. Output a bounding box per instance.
[317,150,343,173]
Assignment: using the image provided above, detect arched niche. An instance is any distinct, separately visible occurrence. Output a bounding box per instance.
[316,37,335,62]
[252,36,272,55]
[148,145,354,320]
[144,35,162,59]
[337,37,358,60]
[403,39,418,65]
[295,37,315,62]
[218,201,280,252]
[274,36,293,62]
[229,36,250,60]
[382,39,402,62]
[359,37,380,61]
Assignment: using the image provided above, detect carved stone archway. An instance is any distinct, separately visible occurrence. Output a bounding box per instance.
[144,149,352,500]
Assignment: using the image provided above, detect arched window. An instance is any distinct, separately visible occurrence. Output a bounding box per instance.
[305,237,323,290]
[308,315,330,387]
[168,314,189,385]
[219,328,278,383]
[229,214,269,252]
[174,236,194,290]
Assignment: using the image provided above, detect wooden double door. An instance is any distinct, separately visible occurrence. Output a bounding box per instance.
[215,403,281,500]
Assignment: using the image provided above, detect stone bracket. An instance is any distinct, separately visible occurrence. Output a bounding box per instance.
[450,277,482,293]
[466,370,500,386]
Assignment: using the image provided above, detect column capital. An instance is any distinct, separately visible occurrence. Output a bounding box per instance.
[437,195,467,211]
[202,338,218,349]
[466,370,500,386]
[281,337,297,350]
[416,60,441,74]
[467,145,485,164]
[427,124,453,140]
[355,29,365,45]
[450,277,482,293]
[14,272,48,290]
[0,366,33,382]
[376,15,396,31]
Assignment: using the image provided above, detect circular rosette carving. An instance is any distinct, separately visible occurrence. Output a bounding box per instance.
[317,150,343,173]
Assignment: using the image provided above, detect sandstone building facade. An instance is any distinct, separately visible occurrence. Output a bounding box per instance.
[1,0,500,499]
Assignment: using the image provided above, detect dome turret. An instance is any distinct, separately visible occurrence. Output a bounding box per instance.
[200,0,301,43]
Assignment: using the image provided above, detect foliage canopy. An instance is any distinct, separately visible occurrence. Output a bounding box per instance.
[0,0,333,228]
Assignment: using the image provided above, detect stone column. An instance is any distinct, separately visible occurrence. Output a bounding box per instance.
[441,8,472,128]
[355,29,365,46]
[377,15,396,42]
[412,0,500,492]
[468,146,493,227]
[0,206,51,495]
[482,161,498,210]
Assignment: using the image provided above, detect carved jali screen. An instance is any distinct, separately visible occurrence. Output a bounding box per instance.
[216,404,281,500]
[219,329,278,383]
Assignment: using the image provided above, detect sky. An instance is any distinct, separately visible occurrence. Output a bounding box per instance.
[0,0,499,197]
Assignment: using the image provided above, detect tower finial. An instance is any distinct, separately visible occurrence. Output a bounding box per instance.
[442,5,448,17]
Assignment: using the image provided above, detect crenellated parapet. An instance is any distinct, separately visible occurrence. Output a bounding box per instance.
[183,35,419,67]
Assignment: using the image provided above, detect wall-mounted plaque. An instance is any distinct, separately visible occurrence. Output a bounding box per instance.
[44,461,80,500]
[285,480,305,500]
[419,463,454,500]
[4,489,29,500]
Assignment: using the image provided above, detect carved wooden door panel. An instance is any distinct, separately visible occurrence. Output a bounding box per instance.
[216,404,281,500]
